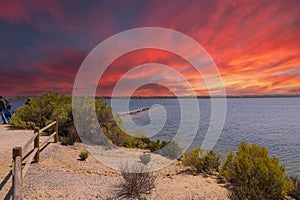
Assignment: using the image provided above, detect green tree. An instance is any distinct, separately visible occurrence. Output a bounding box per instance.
[220,142,292,200]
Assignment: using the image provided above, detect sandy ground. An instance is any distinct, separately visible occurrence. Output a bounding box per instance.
[0,125,34,199]
[0,124,228,199]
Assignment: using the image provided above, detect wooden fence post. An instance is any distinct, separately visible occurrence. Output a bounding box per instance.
[34,127,40,163]
[54,119,58,143]
[12,147,22,200]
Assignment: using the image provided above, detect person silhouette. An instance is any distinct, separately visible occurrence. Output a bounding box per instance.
[5,100,12,122]
[0,96,7,124]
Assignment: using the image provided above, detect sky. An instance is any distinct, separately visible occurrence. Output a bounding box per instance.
[0,0,299,96]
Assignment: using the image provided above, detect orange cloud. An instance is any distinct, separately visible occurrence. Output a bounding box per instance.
[1,1,299,96]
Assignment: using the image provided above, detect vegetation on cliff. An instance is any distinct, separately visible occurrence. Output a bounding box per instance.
[11,92,172,152]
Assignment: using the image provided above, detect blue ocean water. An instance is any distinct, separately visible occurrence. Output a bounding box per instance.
[12,98,300,175]
[108,98,300,176]
[10,100,27,112]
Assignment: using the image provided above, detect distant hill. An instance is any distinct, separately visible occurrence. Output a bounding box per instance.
[6,94,300,100]
[100,94,300,99]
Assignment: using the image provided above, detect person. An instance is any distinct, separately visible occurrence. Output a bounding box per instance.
[0,96,7,124]
[5,100,12,122]
[25,98,30,105]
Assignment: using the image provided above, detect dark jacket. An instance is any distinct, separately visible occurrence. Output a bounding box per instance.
[0,99,6,112]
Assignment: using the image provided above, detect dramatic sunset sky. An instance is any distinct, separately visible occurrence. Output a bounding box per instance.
[0,0,299,96]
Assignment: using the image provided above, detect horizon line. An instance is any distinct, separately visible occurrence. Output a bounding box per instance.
[5,93,300,99]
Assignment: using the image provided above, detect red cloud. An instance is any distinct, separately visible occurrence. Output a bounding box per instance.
[1,1,300,96]
[0,0,63,23]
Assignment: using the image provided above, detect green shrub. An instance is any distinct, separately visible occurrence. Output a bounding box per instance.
[139,153,151,165]
[11,92,172,152]
[159,141,182,159]
[11,92,72,133]
[133,138,148,149]
[289,175,300,200]
[60,137,70,146]
[220,142,292,200]
[79,151,89,161]
[182,147,220,174]
[133,132,158,151]
[147,139,163,152]
[9,115,27,129]
[73,96,134,147]
[10,92,134,147]
[66,125,80,145]
[203,151,221,173]
[182,147,202,172]
[132,136,169,152]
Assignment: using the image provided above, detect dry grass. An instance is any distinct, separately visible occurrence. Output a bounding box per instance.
[117,163,157,198]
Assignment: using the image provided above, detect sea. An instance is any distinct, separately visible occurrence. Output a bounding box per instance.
[12,98,300,176]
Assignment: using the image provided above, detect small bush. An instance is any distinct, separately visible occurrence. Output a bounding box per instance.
[289,175,300,200]
[9,115,27,129]
[67,125,80,145]
[79,151,89,161]
[133,137,169,152]
[60,137,70,146]
[139,197,147,200]
[139,153,151,165]
[117,163,157,198]
[147,139,162,152]
[220,142,292,200]
[159,141,182,159]
[133,138,148,149]
[182,147,220,174]
[203,151,221,174]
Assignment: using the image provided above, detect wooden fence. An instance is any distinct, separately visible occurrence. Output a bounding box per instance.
[12,120,58,200]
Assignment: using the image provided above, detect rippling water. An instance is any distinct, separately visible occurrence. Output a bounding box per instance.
[12,98,300,175]
[9,100,26,112]
[109,98,300,176]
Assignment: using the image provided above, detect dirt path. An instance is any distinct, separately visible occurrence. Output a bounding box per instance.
[0,125,33,199]
[22,143,228,199]
[0,124,228,199]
